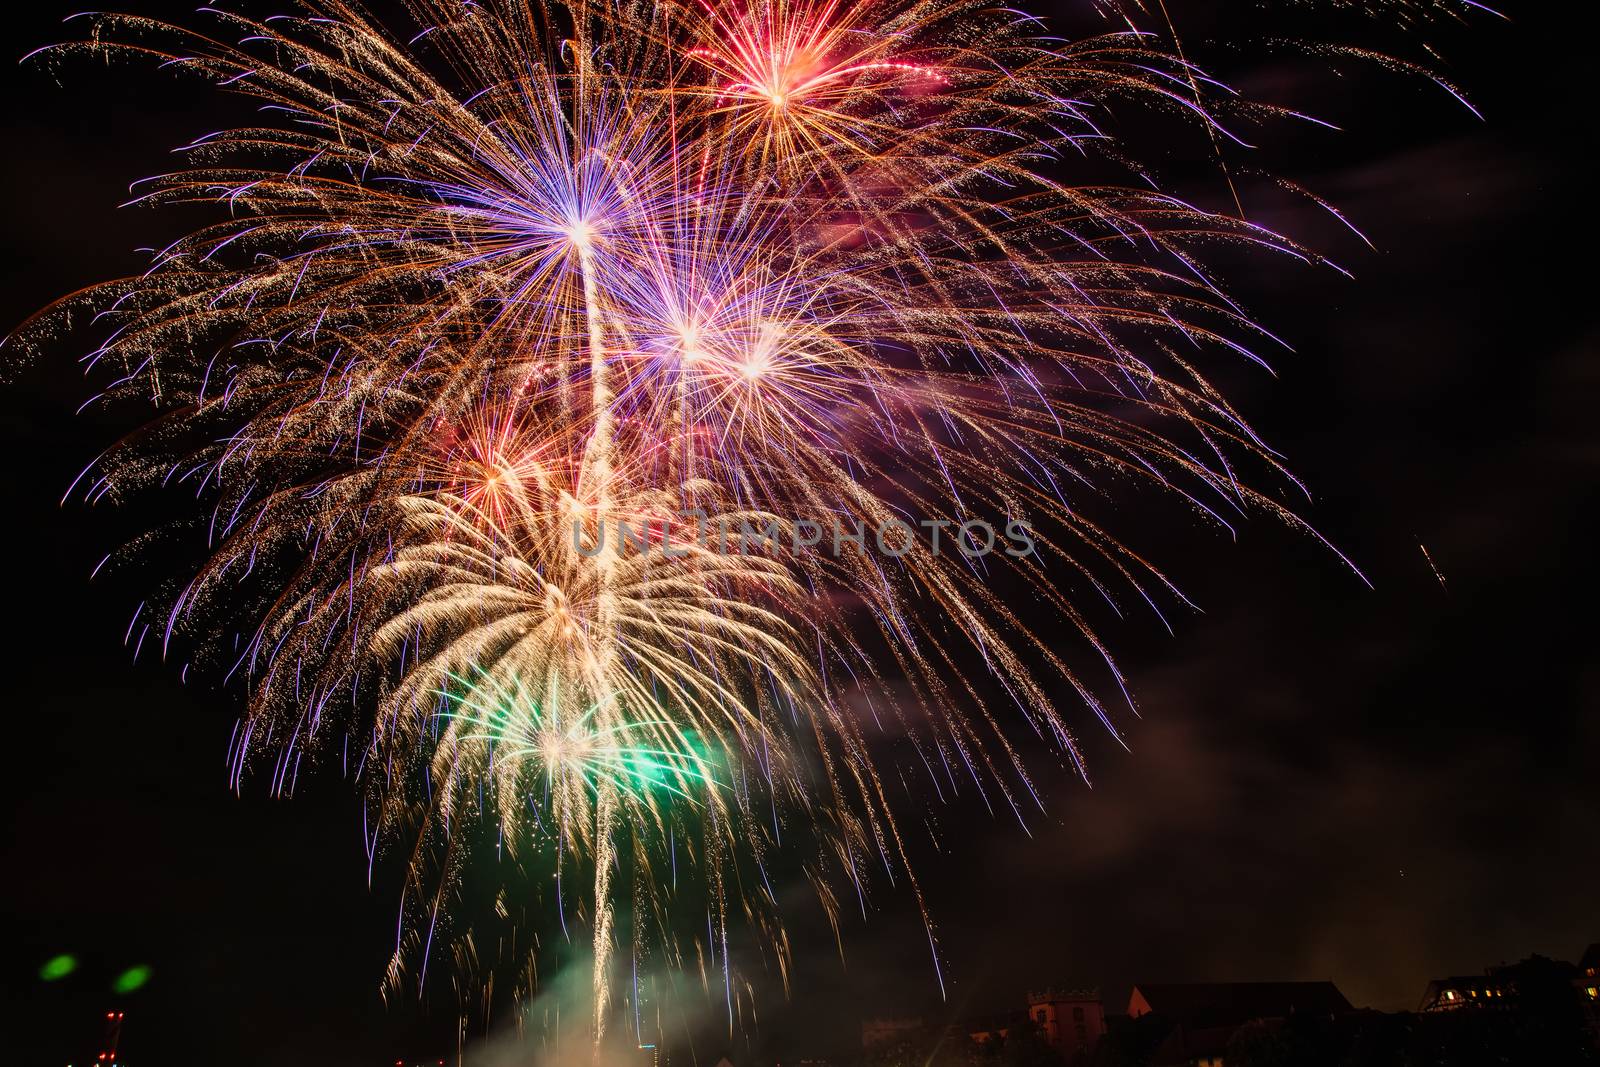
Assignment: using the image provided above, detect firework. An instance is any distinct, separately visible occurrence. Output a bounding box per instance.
[10,0,1485,1045]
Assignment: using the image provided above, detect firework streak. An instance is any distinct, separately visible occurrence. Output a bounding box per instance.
[10,0,1486,1044]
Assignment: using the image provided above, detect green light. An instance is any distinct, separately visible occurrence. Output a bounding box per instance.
[438,670,721,803]
[39,954,77,981]
[112,965,152,994]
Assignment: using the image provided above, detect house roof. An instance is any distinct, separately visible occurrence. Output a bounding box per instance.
[1417,976,1511,1010]
[1578,943,1600,973]
[1128,982,1352,1028]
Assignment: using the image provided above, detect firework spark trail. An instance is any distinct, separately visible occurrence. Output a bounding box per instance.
[8,0,1486,1045]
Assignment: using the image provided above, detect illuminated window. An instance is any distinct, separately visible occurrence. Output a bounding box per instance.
[1445,990,1457,1001]
[1586,987,1597,999]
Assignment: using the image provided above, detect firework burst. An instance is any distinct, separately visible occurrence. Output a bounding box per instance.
[9,0,1487,1046]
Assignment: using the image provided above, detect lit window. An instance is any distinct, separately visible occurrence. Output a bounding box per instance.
[1586,987,1597,999]
[1445,991,1457,1001]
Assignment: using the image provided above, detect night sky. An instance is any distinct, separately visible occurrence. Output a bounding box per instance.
[2,1,1595,1064]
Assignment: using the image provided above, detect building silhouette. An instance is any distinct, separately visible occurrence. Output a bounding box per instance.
[1127,981,1352,1067]
[1024,989,1106,1060]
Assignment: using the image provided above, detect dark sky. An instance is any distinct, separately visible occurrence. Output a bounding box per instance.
[2,1,1595,1065]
